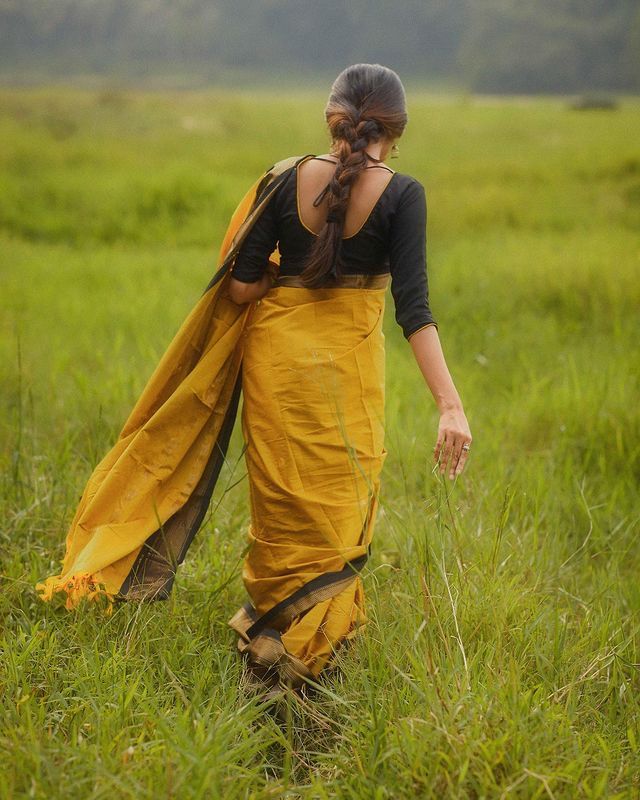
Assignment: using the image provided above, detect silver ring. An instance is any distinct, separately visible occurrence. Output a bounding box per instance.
[462,443,471,451]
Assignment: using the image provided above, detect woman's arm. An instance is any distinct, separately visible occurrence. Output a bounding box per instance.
[228,270,275,305]
[407,323,472,480]
[228,174,281,305]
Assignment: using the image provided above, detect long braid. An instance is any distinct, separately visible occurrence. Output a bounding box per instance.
[324,118,382,279]
[299,64,407,288]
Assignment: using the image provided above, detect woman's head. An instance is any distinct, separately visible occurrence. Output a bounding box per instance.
[300,63,408,287]
[326,63,408,162]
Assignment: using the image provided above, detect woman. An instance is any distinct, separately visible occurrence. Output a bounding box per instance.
[36,63,471,700]
[225,63,471,694]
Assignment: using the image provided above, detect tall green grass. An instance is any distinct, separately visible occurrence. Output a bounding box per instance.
[1,86,639,798]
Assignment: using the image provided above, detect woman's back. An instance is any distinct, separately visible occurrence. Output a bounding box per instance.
[296,154,397,239]
[232,154,439,341]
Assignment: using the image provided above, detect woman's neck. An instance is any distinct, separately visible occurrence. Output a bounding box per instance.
[322,144,388,164]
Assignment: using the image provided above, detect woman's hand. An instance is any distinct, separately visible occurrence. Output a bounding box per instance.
[434,405,472,480]
[228,268,276,305]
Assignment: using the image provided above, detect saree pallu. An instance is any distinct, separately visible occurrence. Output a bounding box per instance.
[35,154,308,609]
[228,275,388,689]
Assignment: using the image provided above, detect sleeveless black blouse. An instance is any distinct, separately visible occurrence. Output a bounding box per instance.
[231,157,438,340]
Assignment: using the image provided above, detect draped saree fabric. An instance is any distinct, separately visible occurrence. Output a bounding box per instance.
[228,274,388,687]
[36,154,304,608]
[36,153,388,689]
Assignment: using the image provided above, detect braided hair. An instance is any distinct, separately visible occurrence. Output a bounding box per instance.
[299,64,408,288]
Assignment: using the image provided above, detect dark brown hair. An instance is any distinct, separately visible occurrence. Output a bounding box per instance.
[299,63,408,288]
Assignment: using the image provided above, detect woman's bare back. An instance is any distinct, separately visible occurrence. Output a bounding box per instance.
[296,154,396,239]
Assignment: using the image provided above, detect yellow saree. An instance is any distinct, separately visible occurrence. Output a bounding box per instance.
[228,273,388,688]
[36,153,388,691]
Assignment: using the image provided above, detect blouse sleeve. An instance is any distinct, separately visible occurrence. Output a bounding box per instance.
[388,178,438,340]
[230,182,280,283]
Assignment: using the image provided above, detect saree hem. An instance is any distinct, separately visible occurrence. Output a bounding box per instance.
[228,582,368,691]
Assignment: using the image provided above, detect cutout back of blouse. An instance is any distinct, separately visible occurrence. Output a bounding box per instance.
[232,154,438,340]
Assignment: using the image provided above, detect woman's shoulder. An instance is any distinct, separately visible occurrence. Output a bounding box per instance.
[263,153,315,182]
[387,171,426,210]
[265,155,424,211]
[390,170,424,190]
[251,155,304,207]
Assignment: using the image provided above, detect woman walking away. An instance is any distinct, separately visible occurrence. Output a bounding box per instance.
[36,63,472,703]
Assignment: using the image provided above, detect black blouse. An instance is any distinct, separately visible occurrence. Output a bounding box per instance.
[231,158,438,340]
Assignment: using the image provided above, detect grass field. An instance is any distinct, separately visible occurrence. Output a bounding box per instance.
[1,85,639,798]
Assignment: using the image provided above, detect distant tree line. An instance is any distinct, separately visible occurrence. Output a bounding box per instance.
[0,0,638,93]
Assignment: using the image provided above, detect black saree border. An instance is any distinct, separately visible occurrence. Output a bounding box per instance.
[116,369,244,601]
[245,546,371,640]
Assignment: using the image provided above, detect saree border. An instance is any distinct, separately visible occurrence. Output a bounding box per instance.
[244,548,370,640]
[228,547,372,691]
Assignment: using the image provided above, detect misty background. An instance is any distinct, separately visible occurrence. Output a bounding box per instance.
[1,0,639,94]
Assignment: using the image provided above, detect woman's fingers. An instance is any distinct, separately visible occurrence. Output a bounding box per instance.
[433,430,445,465]
[439,435,454,476]
[450,436,472,478]
[434,409,472,480]
[453,445,471,477]
[434,428,472,479]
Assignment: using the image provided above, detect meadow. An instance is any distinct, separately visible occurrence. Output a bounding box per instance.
[0,85,639,798]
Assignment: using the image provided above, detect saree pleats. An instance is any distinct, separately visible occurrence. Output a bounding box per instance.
[228,281,388,686]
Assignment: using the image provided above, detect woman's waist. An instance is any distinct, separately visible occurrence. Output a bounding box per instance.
[245,279,388,342]
[273,271,390,290]
[277,253,390,280]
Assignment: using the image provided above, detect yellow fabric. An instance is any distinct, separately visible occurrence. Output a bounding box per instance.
[36,156,301,610]
[235,283,388,677]
[36,151,388,684]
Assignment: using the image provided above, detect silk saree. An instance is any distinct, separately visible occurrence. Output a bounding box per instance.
[36,153,388,691]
